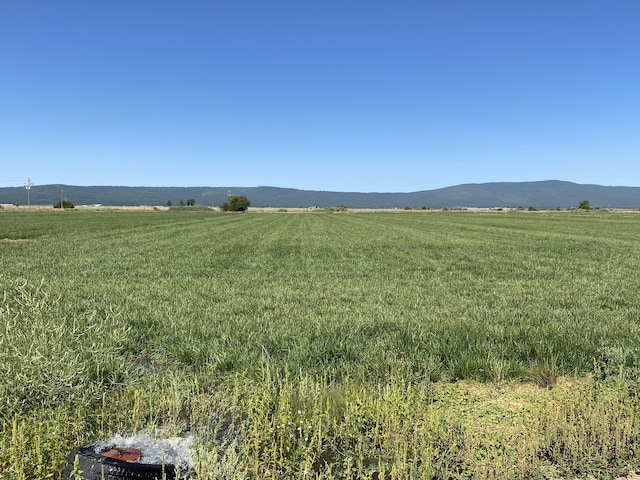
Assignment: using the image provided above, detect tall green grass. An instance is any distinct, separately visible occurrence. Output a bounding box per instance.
[1,210,640,478]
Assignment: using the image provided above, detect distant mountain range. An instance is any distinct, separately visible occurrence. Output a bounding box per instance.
[1,181,639,209]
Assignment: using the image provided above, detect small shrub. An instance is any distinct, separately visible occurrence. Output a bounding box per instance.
[326,205,348,212]
[53,200,74,209]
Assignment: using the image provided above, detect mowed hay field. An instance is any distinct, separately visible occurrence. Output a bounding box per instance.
[2,209,640,479]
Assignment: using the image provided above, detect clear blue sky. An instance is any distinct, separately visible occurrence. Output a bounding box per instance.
[1,1,638,192]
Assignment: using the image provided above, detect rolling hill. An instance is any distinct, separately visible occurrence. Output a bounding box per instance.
[1,181,639,209]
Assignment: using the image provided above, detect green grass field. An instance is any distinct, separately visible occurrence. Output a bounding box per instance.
[2,209,640,479]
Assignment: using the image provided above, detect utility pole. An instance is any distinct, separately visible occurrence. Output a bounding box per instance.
[25,177,32,208]
[61,189,64,210]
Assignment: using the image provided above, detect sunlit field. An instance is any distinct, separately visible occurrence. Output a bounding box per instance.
[2,209,640,479]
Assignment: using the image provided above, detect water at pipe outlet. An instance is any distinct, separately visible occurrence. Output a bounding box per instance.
[92,433,193,469]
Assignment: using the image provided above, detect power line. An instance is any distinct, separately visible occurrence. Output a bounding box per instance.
[25,177,32,208]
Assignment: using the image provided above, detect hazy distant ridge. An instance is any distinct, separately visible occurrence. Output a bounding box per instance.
[1,181,639,209]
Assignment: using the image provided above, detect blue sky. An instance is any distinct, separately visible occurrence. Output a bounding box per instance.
[1,1,638,192]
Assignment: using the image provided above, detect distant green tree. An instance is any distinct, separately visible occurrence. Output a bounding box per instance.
[578,200,591,210]
[220,195,251,212]
[166,200,173,207]
[53,199,74,209]
[326,205,348,212]
[404,205,412,210]
[187,198,196,206]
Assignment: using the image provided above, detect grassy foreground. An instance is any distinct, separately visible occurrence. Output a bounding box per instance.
[1,209,640,479]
